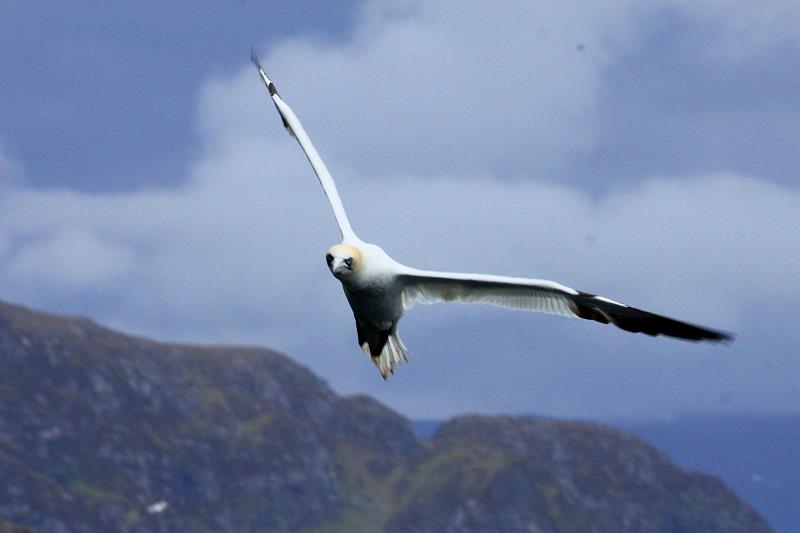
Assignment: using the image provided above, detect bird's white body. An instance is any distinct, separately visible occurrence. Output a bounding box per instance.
[338,242,404,329]
[251,52,732,379]
[329,241,411,376]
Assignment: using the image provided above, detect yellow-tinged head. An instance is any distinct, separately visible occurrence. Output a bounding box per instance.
[325,244,362,277]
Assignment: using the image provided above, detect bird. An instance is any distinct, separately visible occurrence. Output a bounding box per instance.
[250,51,733,379]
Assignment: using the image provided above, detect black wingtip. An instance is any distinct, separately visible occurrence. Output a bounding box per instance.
[250,48,279,96]
[713,330,737,344]
[675,322,736,344]
[572,292,736,345]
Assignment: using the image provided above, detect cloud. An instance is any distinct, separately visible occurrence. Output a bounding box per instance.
[1,148,797,417]
[672,0,800,62]
[203,0,637,180]
[1,0,799,418]
[7,228,133,286]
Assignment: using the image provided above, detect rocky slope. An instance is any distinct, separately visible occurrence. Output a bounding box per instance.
[0,300,770,532]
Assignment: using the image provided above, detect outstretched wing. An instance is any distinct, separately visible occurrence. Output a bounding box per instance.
[399,270,733,342]
[251,50,357,242]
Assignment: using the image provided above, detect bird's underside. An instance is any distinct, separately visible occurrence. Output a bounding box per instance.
[250,51,734,380]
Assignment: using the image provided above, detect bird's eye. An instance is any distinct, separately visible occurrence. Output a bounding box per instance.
[345,257,353,268]
[325,254,333,265]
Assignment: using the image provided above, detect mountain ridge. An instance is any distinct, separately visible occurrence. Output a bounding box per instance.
[0,299,771,532]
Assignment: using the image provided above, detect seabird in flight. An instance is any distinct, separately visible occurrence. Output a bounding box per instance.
[250,51,733,379]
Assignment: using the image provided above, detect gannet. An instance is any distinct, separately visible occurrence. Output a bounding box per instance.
[250,51,733,379]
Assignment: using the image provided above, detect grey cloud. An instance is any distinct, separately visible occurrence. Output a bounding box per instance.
[0,140,797,417]
[670,0,800,62]
[0,0,798,419]
[205,0,637,180]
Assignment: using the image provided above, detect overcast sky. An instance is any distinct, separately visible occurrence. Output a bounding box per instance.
[1,0,798,420]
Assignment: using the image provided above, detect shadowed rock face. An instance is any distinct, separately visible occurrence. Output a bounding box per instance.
[0,300,771,532]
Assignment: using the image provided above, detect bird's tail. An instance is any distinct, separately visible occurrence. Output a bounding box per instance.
[361,330,408,380]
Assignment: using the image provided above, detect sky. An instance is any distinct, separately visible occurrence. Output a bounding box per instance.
[1,0,798,420]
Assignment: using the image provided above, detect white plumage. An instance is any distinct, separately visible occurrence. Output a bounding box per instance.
[251,52,733,379]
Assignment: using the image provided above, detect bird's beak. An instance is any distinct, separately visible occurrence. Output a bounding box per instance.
[330,257,349,274]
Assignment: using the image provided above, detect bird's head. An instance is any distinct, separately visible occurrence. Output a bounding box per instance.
[325,244,362,278]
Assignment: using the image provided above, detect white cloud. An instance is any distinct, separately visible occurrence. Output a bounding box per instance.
[203,0,636,179]
[1,145,797,417]
[1,0,799,418]
[6,227,133,286]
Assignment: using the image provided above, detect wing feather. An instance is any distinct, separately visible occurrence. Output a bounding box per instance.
[399,270,733,343]
[251,50,357,242]
[400,271,578,316]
